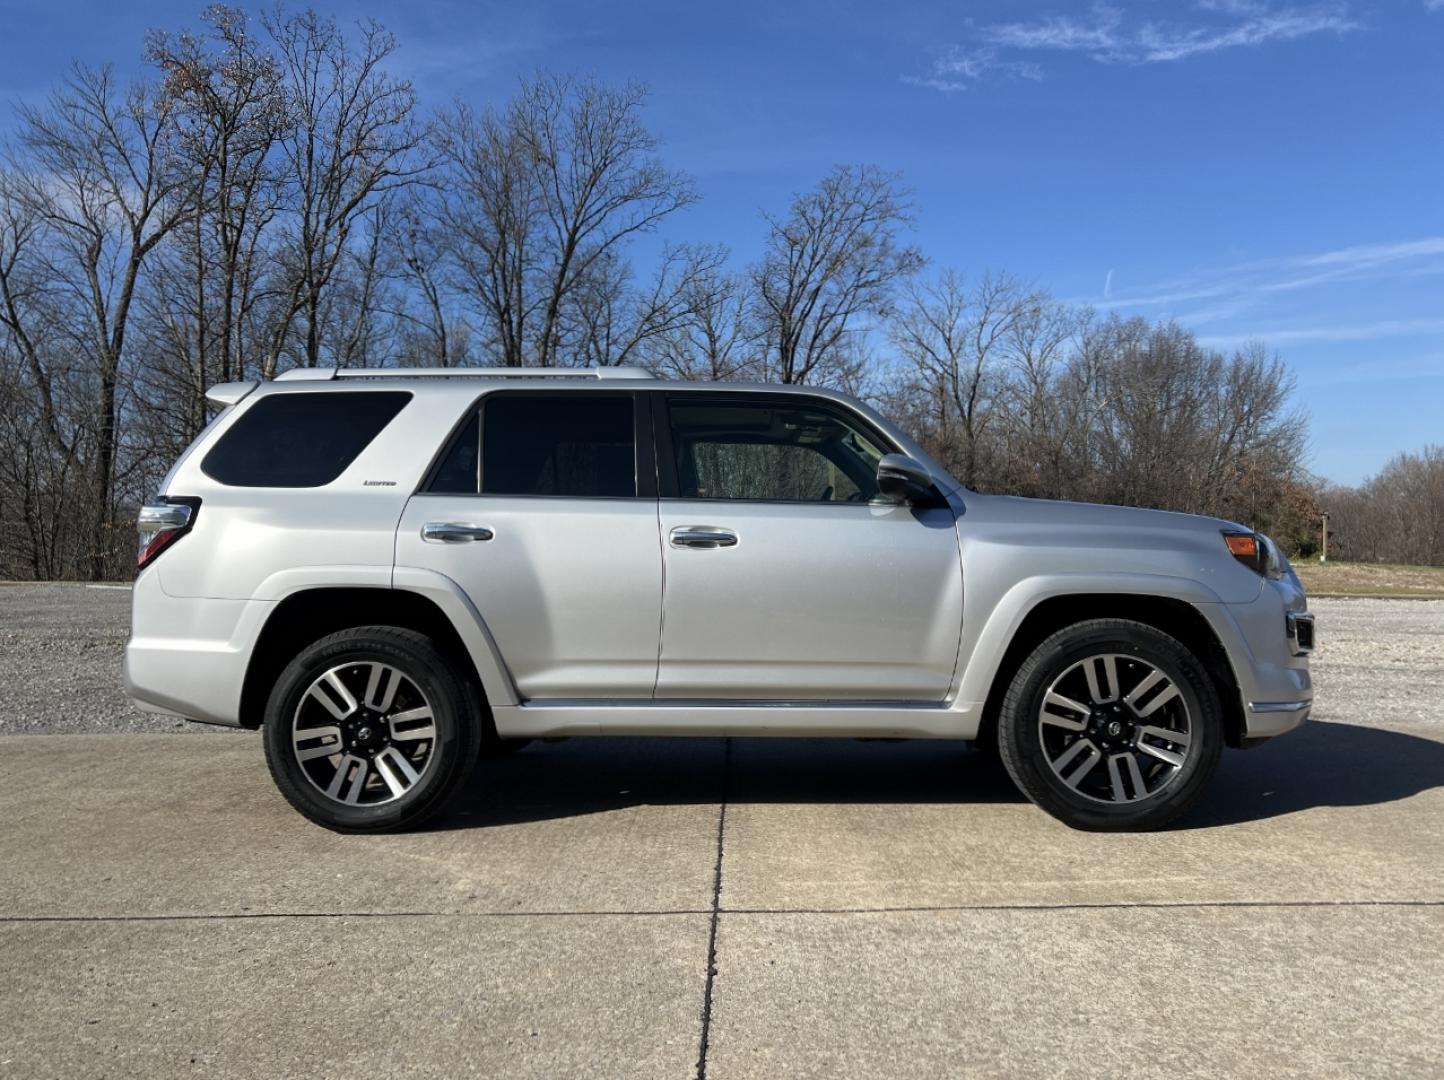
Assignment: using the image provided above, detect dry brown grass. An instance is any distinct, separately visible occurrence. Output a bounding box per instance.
[1293,560,1444,598]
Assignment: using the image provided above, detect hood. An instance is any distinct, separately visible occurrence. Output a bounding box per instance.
[961,492,1245,536]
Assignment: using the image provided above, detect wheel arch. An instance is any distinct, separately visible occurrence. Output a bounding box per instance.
[972,593,1247,750]
[239,584,510,730]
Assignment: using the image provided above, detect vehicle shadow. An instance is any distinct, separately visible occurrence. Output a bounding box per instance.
[433,719,1444,831]
[1183,718,1444,828]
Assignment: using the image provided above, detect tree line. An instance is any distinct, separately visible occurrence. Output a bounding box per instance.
[0,7,1427,580]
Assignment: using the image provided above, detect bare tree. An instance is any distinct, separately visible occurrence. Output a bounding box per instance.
[641,253,758,381]
[1326,446,1444,565]
[891,270,1039,487]
[14,66,192,578]
[569,243,727,369]
[392,189,458,366]
[436,74,697,367]
[263,9,426,372]
[147,4,287,404]
[755,165,923,385]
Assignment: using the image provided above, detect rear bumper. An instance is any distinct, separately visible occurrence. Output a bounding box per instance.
[123,569,273,727]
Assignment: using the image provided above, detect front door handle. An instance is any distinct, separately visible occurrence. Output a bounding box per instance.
[421,522,494,544]
[670,526,738,549]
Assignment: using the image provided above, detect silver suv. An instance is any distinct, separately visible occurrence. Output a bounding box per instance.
[125,368,1313,833]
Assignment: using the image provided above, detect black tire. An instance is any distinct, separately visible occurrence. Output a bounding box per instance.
[997,619,1223,832]
[262,626,481,833]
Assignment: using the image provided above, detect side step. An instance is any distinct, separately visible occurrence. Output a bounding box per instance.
[489,700,980,740]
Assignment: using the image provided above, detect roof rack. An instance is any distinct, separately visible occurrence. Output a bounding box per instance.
[273,366,656,382]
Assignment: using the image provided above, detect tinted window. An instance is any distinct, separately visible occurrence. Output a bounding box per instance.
[202,391,410,488]
[469,395,635,498]
[428,411,480,494]
[669,399,887,502]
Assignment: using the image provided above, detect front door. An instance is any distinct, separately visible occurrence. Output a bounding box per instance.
[396,390,662,699]
[654,394,964,702]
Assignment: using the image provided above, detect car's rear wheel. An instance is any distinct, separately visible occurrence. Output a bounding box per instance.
[262,626,481,833]
[997,619,1223,831]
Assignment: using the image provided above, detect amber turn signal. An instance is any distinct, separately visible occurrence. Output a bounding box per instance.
[1223,533,1258,559]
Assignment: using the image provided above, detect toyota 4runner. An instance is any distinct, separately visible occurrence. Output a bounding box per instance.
[125,367,1313,832]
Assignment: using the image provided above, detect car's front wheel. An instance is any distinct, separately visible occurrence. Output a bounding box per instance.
[262,626,481,833]
[997,619,1223,831]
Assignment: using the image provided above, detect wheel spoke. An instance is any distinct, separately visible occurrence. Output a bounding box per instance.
[1083,655,1119,704]
[1123,669,1166,709]
[375,747,420,798]
[363,664,402,712]
[1139,724,1191,749]
[1041,692,1089,731]
[1124,752,1147,797]
[293,725,342,762]
[324,755,369,803]
[1052,737,1103,788]
[308,671,358,720]
[1106,752,1149,802]
[1137,730,1184,773]
[1107,754,1127,802]
[388,705,436,742]
[1134,681,1181,718]
[1061,744,1102,788]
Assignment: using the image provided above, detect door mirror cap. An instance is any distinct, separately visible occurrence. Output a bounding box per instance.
[876,454,941,504]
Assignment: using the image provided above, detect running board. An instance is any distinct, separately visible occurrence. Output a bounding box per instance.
[490,699,980,740]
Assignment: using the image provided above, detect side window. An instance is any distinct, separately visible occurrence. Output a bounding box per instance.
[667,398,887,502]
[428,411,480,494]
[430,394,637,498]
[202,391,411,488]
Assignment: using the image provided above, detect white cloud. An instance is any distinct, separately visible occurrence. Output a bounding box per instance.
[910,1,1360,89]
[986,5,1125,53]
[1197,317,1444,349]
[1426,0,1444,12]
[905,45,1044,91]
[1096,236,1444,313]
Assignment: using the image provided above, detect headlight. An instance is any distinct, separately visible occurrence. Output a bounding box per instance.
[1221,530,1284,579]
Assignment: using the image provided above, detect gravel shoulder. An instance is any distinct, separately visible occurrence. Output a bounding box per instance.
[0,583,206,735]
[0,583,1439,734]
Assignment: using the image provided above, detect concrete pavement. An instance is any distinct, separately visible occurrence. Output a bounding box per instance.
[2,722,1442,1078]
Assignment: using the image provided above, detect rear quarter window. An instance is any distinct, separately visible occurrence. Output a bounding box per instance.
[201,391,412,488]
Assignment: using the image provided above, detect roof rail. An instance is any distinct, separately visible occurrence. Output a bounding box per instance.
[273,366,656,382]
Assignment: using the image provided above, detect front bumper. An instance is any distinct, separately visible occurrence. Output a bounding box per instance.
[1198,577,1313,742]
[1243,698,1311,739]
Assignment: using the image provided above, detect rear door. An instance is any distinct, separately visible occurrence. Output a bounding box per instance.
[653,393,964,702]
[396,390,662,699]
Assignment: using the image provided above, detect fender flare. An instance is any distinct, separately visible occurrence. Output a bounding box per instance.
[390,565,521,707]
[246,564,520,709]
[954,571,1226,708]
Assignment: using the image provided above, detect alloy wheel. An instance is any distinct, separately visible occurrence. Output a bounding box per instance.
[1036,652,1193,805]
[291,662,437,806]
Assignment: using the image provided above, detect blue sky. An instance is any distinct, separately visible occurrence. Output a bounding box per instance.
[1,0,1440,484]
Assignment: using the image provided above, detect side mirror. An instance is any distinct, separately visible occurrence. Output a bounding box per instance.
[876,453,940,504]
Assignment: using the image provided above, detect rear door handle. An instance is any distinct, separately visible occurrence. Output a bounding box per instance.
[670,526,738,549]
[421,522,494,543]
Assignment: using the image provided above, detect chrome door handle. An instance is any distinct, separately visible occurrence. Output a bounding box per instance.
[421,522,494,543]
[670,526,738,549]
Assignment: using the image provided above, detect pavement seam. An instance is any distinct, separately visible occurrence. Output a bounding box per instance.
[6,898,1443,924]
[694,736,730,1080]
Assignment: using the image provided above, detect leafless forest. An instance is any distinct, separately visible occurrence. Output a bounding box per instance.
[0,7,1437,580]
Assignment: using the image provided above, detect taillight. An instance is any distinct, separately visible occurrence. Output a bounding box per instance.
[137,498,200,569]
